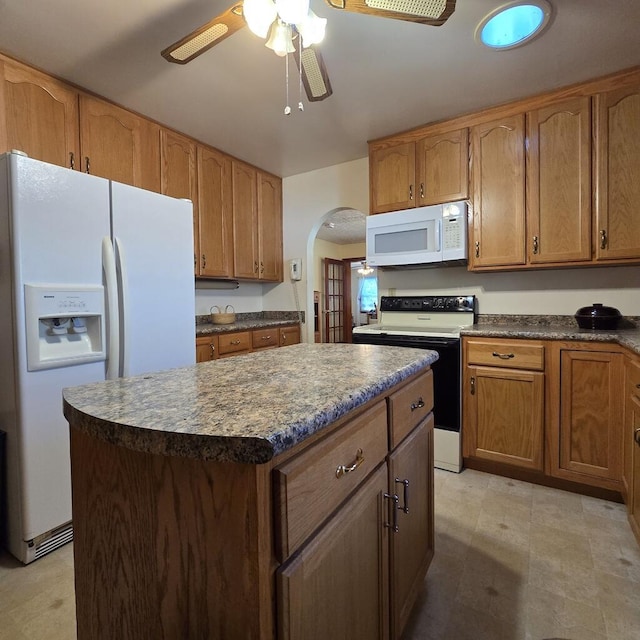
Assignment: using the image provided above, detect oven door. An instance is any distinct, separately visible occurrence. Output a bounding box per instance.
[352,332,460,433]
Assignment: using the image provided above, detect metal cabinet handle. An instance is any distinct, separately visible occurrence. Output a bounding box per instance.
[69,152,75,170]
[395,478,410,514]
[420,182,425,199]
[230,339,241,345]
[335,448,364,478]
[492,351,515,360]
[470,376,475,395]
[209,343,215,358]
[261,335,272,341]
[410,397,425,411]
[384,493,399,533]
[635,428,640,446]
[532,235,539,254]
[600,229,607,250]
[254,260,259,273]
[202,254,206,269]
[409,184,413,200]
[84,156,90,174]
[260,261,265,274]
[475,241,480,258]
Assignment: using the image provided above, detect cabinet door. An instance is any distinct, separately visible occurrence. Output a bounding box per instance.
[277,465,389,640]
[195,335,218,362]
[0,59,79,168]
[388,416,434,640]
[160,129,198,272]
[415,128,468,205]
[527,97,592,264]
[198,145,233,278]
[79,95,143,186]
[594,84,640,261]
[232,160,259,279]
[624,359,640,506]
[369,142,416,214]
[464,365,544,470]
[258,171,283,281]
[470,114,526,268]
[279,324,300,347]
[630,394,640,543]
[555,349,624,485]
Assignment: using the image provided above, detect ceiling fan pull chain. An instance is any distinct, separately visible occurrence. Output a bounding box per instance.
[284,50,291,115]
[298,41,304,112]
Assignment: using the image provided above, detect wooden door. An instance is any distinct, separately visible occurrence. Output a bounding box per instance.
[197,145,233,278]
[79,95,143,185]
[277,465,389,640]
[594,84,640,261]
[415,128,468,205]
[470,114,526,268]
[195,335,218,362]
[624,359,640,506]
[0,59,79,168]
[464,365,544,470]
[369,141,416,214]
[258,171,283,281]
[630,394,640,543]
[388,416,434,640]
[232,160,259,279]
[160,129,198,272]
[556,349,624,484]
[527,97,592,264]
[324,258,346,343]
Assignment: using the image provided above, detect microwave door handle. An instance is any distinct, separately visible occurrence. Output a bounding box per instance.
[435,218,442,252]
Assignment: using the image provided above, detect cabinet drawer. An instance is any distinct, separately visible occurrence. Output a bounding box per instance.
[252,328,279,349]
[388,370,434,448]
[466,339,544,371]
[274,400,388,561]
[218,331,251,355]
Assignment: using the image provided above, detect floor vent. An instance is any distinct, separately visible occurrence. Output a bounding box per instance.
[32,523,73,561]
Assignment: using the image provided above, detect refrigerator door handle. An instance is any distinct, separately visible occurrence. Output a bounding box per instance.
[102,237,120,380]
[114,236,130,378]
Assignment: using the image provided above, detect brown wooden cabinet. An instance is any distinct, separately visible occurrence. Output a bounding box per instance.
[369,129,468,215]
[627,358,640,544]
[594,83,640,261]
[258,171,283,281]
[463,338,545,471]
[0,58,80,168]
[548,342,624,490]
[195,335,219,363]
[469,114,526,268]
[279,324,301,347]
[527,96,592,264]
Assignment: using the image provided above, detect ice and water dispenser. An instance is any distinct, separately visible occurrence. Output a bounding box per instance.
[24,284,106,371]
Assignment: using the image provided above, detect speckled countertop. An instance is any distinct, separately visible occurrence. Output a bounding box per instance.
[63,344,437,464]
[196,310,302,336]
[462,315,640,355]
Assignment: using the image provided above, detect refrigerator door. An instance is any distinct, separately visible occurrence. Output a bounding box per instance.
[110,182,195,377]
[3,154,111,559]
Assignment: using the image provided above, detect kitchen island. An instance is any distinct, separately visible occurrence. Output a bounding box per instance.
[63,343,438,640]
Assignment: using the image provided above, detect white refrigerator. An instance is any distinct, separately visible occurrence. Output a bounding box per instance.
[0,152,195,563]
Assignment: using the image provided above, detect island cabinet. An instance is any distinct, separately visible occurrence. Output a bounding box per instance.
[66,352,436,640]
[463,338,545,471]
[547,342,624,491]
[368,127,468,214]
[626,357,640,544]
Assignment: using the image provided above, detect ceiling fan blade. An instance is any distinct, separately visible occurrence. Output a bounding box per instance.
[294,45,333,102]
[161,4,246,64]
[324,0,456,26]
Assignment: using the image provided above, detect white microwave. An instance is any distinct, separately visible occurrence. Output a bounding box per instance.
[366,201,468,268]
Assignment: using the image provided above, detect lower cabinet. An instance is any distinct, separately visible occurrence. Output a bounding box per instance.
[626,357,640,543]
[195,334,218,362]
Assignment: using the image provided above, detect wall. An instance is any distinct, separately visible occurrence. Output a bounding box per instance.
[194,282,264,316]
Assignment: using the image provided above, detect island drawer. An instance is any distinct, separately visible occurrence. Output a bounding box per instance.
[252,328,279,349]
[218,331,251,356]
[273,400,388,561]
[466,339,545,371]
[388,370,434,448]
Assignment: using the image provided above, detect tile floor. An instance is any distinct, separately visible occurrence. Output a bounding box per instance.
[0,469,639,639]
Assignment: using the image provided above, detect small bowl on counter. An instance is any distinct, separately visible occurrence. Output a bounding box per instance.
[574,303,622,330]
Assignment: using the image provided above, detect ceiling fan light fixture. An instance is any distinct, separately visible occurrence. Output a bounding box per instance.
[243,0,278,37]
[265,20,295,56]
[296,10,327,47]
[275,0,310,25]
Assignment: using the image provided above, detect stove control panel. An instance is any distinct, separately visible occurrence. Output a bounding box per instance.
[379,295,476,313]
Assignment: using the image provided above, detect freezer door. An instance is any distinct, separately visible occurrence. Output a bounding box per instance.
[110,182,195,376]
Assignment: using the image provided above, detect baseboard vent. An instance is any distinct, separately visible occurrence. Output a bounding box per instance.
[26,522,73,563]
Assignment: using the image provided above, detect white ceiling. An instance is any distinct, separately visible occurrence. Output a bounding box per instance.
[0,0,639,180]
[316,208,366,244]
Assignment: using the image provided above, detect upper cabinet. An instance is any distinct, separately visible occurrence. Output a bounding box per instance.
[369,129,468,214]
[258,171,283,281]
[470,114,526,268]
[594,83,640,261]
[0,58,80,168]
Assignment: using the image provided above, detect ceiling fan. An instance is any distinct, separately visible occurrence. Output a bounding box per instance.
[161,0,457,103]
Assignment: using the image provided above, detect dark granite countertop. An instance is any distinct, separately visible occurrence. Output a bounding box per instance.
[461,317,640,356]
[195,310,302,336]
[63,344,437,464]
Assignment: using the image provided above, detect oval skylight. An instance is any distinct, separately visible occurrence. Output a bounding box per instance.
[477,1,552,50]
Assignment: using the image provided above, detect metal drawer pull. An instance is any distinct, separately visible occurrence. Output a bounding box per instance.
[230,339,241,345]
[470,376,476,395]
[600,229,607,250]
[335,448,364,478]
[492,351,515,359]
[395,478,410,514]
[410,397,425,411]
[384,493,399,533]
[261,335,272,340]
[635,428,640,446]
